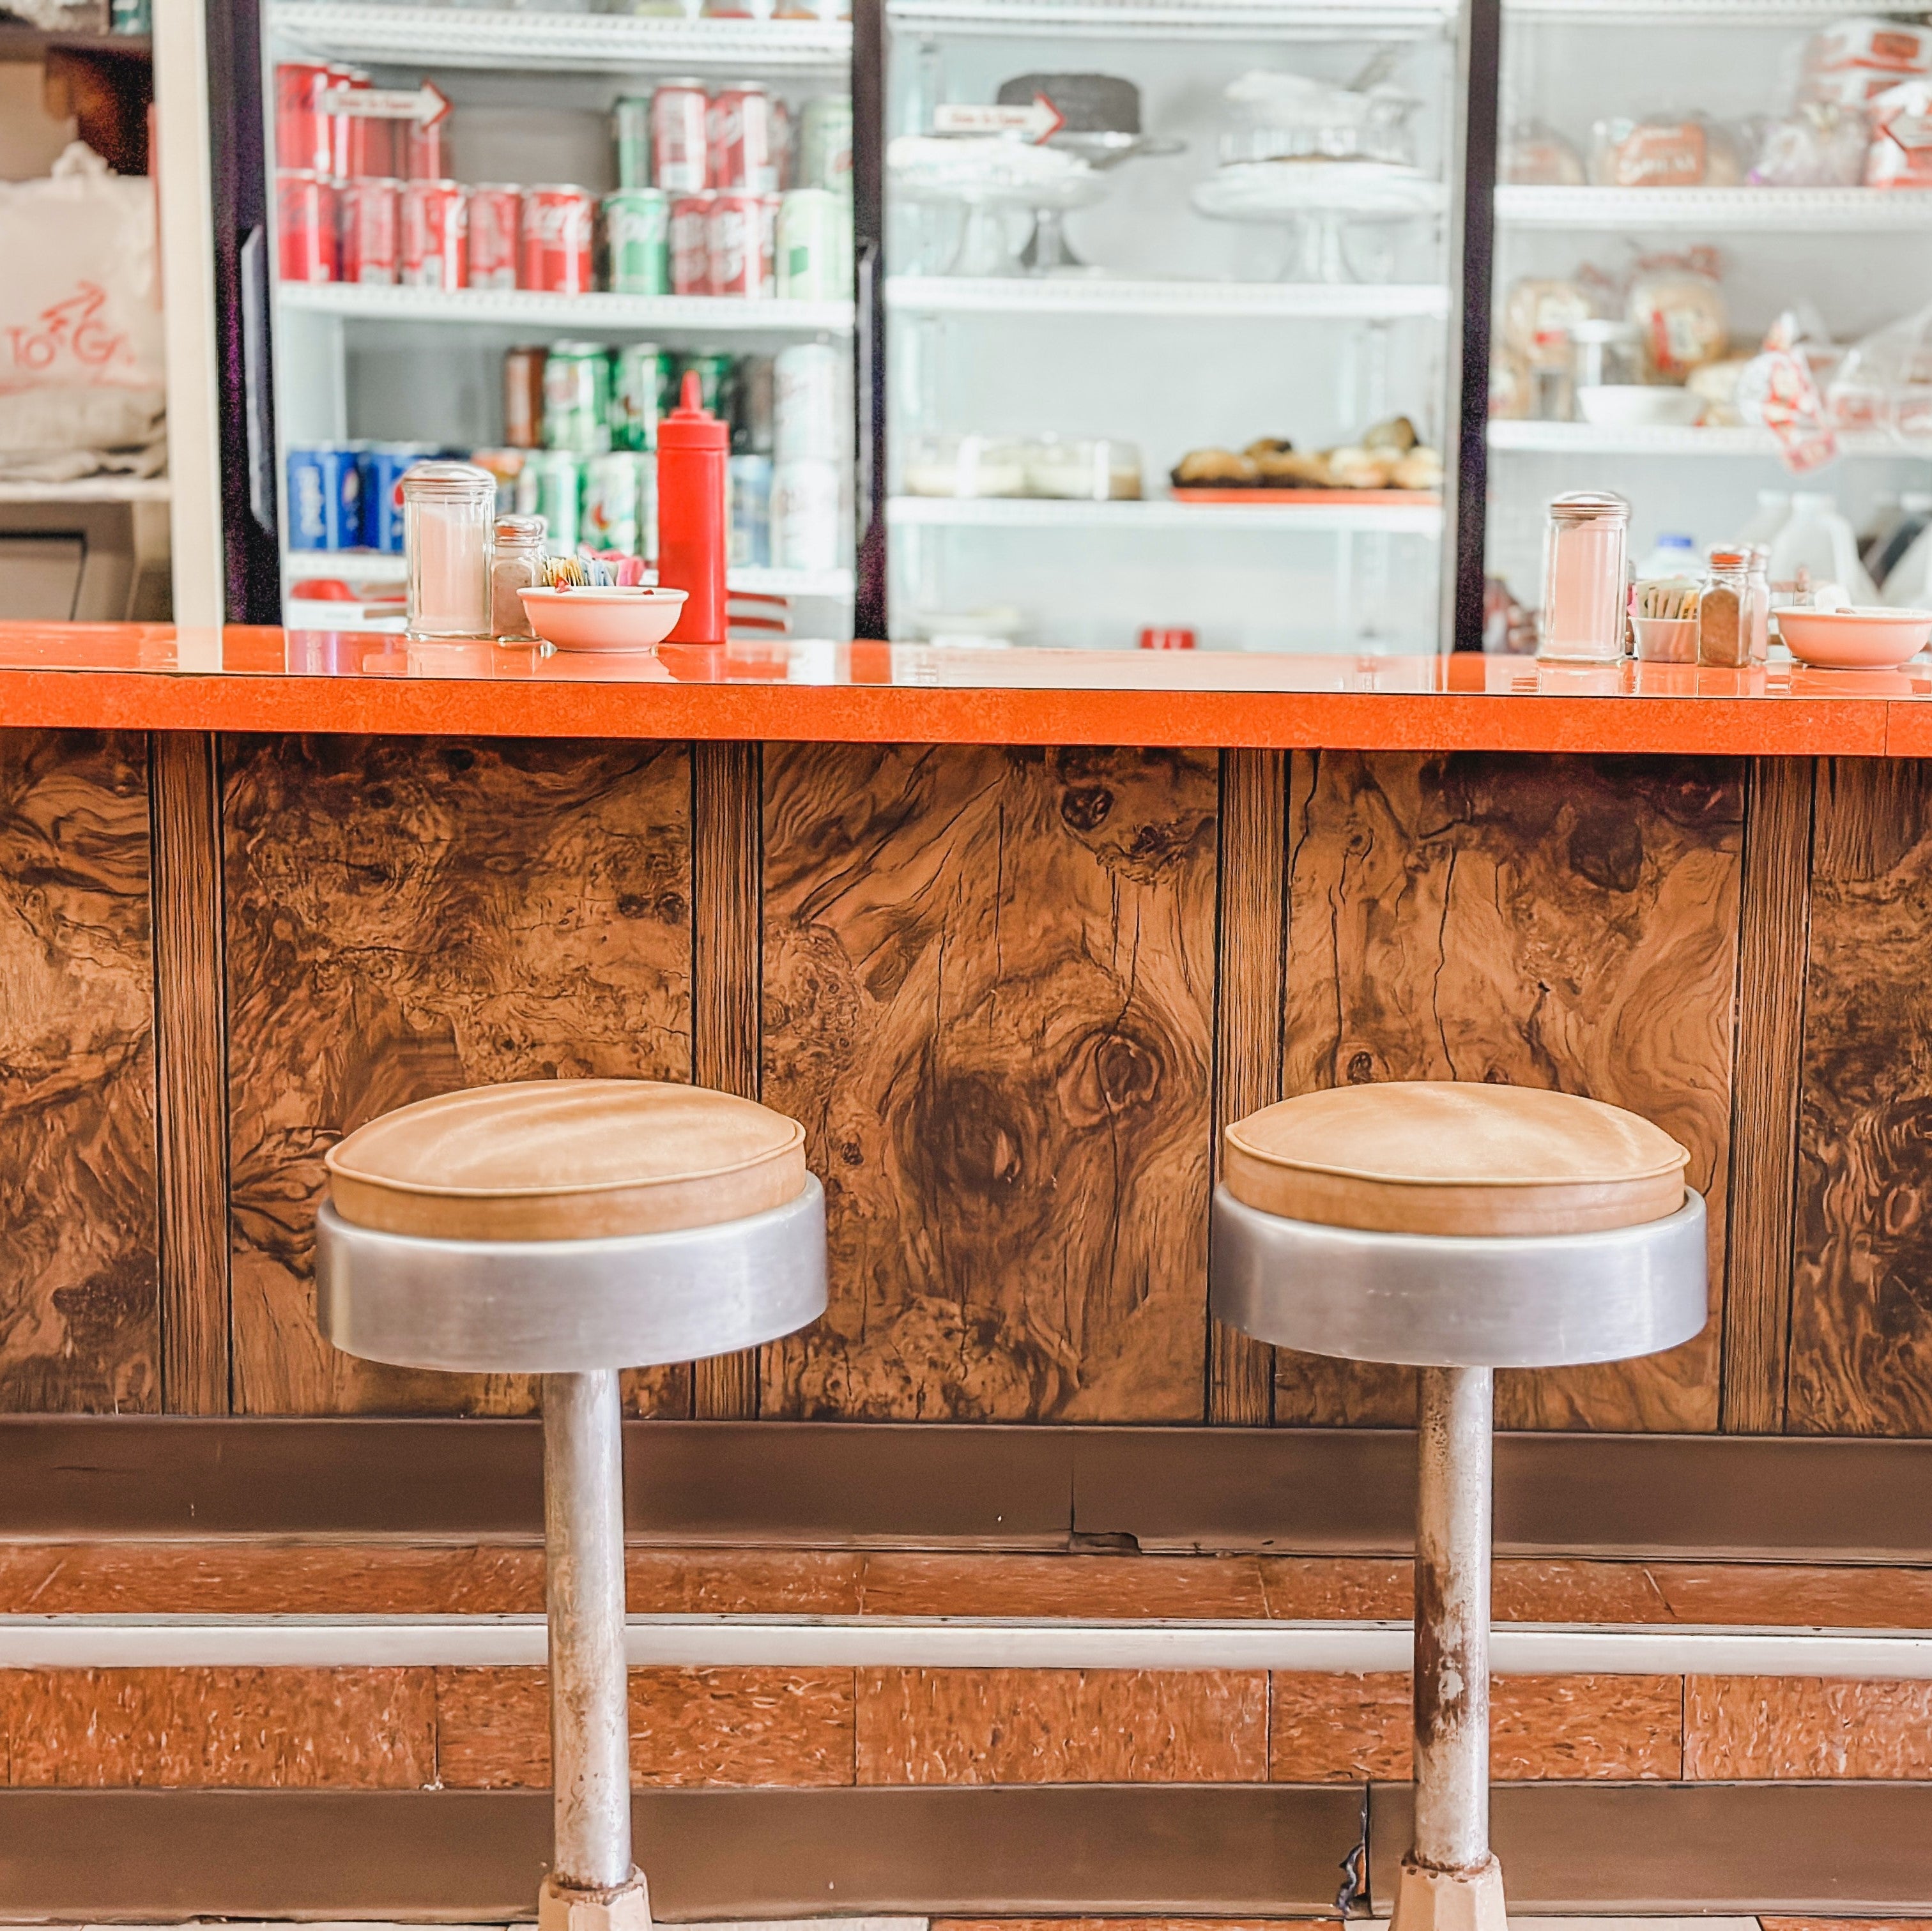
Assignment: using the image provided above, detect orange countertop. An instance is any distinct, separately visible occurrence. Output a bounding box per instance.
[2,622,1931,754]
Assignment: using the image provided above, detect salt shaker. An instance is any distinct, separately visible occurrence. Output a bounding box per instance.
[1539,490,1630,661]
[402,461,496,639]
[491,514,547,641]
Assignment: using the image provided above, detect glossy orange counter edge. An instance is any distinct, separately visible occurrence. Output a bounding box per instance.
[1,621,1928,754]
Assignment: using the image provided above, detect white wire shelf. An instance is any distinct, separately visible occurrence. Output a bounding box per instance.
[280,282,854,335]
[885,0,1453,36]
[1496,185,1932,231]
[0,475,169,503]
[1489,421,1932,459]
[888,494,1442,535]
[270,2,849,72]
[1506,0,1883,17]
[885,274,1450,321]
[286,551,853,600]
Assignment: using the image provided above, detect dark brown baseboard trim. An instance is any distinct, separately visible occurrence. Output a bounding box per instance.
[1370,1780,1932,1913]
[0,1785,1363,1922]
[3,1418,1931,1560]
[3,1782,1928,1921]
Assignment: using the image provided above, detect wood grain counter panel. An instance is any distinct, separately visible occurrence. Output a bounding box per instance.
[222,735,693,1415]
[760,744,1217,1421]
[0,730,157,1412]
[1275,751,1742,1431]
[1788,759,1932,1435]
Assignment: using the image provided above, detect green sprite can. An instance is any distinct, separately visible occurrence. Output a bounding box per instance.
[542,342,613,456]
[673,349,733,422]
[613,95,652,190]
[611,342,672,452]
[604,189,670,297]
[516,448,581,553]
[583,450,641,557]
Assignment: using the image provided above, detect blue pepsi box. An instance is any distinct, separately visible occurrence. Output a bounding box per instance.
[359,443,440,553]
[286,445,360,551]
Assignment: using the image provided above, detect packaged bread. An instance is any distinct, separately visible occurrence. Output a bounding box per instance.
[1687,355,1752,424]
[1807,18,1932,80]
[1751,103,1871,186]
[1501,119,1587,185]
[1503,277,1596,371]
[1627,252,1728,379]
[1867,80,1932,187]
[1591,114,1742,187]
[1489,353,1533,420]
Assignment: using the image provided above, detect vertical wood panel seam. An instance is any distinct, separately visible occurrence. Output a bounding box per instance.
[691,739,763,1421]
[1720,756,1815,1435]
[149,730,232,1415]
[1209,747,1286,1426]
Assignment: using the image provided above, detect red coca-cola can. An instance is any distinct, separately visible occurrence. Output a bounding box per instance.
[401,118,445,181]
[338,176,401,285]
[670,191,713,295]
[468,184,520,290]
[330,67,377,179]
[652,79,710,194]
[401,177,468,290]
[707,192,763,296]
[275,62,337,174]
[707,84,778,192]
[519,184,595,292]
[1138,627,1197,651]
[275,168,338,282]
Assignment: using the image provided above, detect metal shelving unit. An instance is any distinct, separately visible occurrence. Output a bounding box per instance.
[1489,424,1932,458]
[888,495,1443,535]
[280,283,856,337]
[0,477,171,503]
[268,2,850,73]
[1496,185,1932,231]
[886,276,1450,320]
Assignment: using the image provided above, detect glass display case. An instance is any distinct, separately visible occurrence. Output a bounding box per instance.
[249,0,859,636]
[1487,0,1932,641]
[877,0,1468,652]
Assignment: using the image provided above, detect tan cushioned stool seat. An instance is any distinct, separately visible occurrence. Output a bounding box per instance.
[326,1079,809,1242]
[1223,1081,1689,1238]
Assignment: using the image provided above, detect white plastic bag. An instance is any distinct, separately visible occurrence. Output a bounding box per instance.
[0,142,162,399]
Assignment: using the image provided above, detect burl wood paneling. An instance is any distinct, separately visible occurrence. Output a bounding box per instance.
[223,735,692,1415]
[1268,1673,1683,1782]
[1788,759,1932,1434]
[762,744,1217,1421]
[1276,751,1742,1431]
[435,1667,854,1787]
[854,1668,1266,1784]
[0,729,157,1412]
[1685,1675,1932,1778]
[3,1668,434,1787]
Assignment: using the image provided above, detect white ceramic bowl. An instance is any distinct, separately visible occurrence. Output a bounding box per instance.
[1576,385,1703,429]
[1777,605,1932,669]
[518,586,687,652]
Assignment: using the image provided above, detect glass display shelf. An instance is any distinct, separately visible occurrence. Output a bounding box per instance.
[279,284,855,338]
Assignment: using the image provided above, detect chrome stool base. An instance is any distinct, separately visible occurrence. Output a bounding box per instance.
[1211,1182,1708,1931]
[319,1179,830,1928]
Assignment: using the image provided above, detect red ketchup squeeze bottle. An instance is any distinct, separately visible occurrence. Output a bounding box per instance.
[656,369,728,645]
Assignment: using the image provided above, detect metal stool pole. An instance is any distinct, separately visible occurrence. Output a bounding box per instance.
[1412,1365,1494,1885]
[543,1369,634,1898]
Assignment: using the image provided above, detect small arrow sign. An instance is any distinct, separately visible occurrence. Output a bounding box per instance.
[933,93,1066,144]
[318,79,452,126]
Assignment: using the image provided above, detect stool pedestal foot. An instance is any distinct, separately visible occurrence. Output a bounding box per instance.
[543,1370,639,1905]
[1409,1366,1498,1904]
[1388,1856,1507,1931]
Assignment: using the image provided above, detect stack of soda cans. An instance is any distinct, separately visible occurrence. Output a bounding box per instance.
[612,82,852,300]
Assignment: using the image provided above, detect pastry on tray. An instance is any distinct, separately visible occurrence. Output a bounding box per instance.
[1170,417,1441,492]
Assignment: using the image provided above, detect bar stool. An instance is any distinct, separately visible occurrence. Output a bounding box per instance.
[314,1079,827,1931]
[1210,1081,1706,1931]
